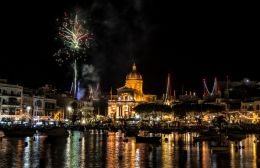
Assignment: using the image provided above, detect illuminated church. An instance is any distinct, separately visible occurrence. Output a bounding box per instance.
[108,63,157,120]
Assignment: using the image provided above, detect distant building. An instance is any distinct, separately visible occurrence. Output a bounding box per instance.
[179,91,199,102]
[218,78,260,99]
[108,63,157,120]
[0,80,23,119]
[33,96,56,121]
[54,93,72,119]
[240,99,260,123]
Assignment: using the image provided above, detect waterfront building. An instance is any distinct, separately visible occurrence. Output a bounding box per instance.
[108,63,157,121]
[240,99,260,123]
[0,79,23,120]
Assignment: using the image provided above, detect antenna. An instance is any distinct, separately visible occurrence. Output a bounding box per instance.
[226,75,229,98]
[130,55,136,65]
[164,73,173,104]
[165,73,172,100]
[110,87,113,100]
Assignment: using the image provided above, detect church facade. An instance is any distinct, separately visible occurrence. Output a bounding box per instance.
[108,63,157,120]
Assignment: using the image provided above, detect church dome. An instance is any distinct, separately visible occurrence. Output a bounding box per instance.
[126,63,142,80]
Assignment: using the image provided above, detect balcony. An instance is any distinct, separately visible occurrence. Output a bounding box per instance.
[1,92,21,97]
[1,101,20,106]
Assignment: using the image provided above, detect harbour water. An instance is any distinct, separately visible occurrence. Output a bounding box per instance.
[0,130,260,168]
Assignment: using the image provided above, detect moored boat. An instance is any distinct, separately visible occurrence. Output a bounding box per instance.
[45,127,69,137]
[210,145,229,151]
[227,133,246,141]
[135,135,161,143]
[1,127,35,137]
[135,132,161,144]
[193,135,218,142]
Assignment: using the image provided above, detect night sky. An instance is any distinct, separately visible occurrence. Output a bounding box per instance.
[0,1,258,97]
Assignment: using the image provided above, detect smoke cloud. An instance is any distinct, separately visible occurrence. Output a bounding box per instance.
[79,64,100,100]
[82,0,157,90]
[64,1,162,93]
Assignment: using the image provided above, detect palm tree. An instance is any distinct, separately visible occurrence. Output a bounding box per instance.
[212,115,228,145]
[212,115,227,131]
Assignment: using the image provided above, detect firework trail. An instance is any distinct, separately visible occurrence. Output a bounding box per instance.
[74,59,78,97]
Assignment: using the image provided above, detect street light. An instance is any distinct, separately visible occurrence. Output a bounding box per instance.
[67,106,72,111]
[67,106,72,120]
[26,106,31,122]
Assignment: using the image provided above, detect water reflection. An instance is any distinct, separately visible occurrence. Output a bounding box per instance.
[0,131,260,167]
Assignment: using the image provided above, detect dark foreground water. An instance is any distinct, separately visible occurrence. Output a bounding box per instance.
[0,130,260,168]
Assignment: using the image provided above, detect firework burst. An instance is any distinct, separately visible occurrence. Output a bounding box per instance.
[59,13,92,50]
[54,12,93,65]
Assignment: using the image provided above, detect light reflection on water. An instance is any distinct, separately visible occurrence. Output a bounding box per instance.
[0,131,260,167]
